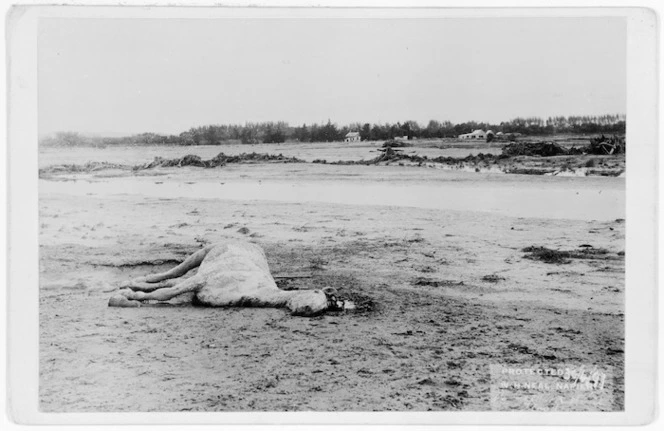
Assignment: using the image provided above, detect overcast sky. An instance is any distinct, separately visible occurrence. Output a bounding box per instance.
[39,17,626,136]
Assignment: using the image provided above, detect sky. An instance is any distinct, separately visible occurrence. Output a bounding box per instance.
[39,17,626,137]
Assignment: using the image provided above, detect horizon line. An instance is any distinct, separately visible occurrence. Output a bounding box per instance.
[41,112,627,139]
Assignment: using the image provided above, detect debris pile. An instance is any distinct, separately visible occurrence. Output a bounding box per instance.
[40,152,306,176]
[138,154,208,168]
[501,135,625,157]
[38,161,129,175]
[367,147,406,164]
[382,139,412,148]
[585,135,625,155]
[501,142,569,157]
[319,147,503,166]
[134,152,305,170]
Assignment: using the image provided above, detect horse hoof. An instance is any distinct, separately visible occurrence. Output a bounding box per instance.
[117,288,136,298]
[109,296,141,308]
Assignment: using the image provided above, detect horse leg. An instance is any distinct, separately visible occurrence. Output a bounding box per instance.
[242,288,330,316]
[120,279,178,292]
[109,275,204,307]
[123,245,213,287]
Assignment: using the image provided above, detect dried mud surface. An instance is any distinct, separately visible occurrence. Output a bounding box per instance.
[39,170,625,411]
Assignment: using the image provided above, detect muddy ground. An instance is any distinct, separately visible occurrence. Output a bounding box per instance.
[39,159,625,412]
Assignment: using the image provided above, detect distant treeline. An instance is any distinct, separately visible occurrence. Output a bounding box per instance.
[41,114,626,147]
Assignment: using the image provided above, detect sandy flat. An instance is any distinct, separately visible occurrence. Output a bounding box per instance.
[39,161,624,412]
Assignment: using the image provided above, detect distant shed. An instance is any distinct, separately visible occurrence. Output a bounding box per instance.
[458,129,486,140]
[344,132,361,142]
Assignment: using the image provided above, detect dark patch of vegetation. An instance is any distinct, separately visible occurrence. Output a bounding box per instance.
[572,247,612,258]
[523,245,615,264]
[413,277,465,287]
[418,266,436,273]
[504,168,556,175]
[523,247,572,264]
[308,257,328,271]
[481,274,506,283]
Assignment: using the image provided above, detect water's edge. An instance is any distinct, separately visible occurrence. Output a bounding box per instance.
[40,178,625,221]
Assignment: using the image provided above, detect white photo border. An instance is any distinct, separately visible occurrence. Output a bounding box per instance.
[6,4,658,426]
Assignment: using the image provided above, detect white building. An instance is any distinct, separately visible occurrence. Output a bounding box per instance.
[458,129,486,140]
[344,131,361,142]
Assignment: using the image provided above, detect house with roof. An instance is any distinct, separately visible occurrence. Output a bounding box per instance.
[458,129,486,140]
[344,131,361,142]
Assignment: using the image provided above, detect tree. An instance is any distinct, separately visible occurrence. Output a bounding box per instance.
[263,123,286,143]
[240,123,259,145]
[360,123,371,141]
[293,124,310,142]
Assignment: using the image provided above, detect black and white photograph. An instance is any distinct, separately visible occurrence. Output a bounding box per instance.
[4,3,659,426]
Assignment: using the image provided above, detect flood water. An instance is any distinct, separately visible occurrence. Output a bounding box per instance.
[40,176,625,221]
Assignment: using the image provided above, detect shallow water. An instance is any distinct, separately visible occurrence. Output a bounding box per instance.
[40,176,624,221]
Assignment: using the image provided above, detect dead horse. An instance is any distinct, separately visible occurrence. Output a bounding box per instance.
[109,239,349,316]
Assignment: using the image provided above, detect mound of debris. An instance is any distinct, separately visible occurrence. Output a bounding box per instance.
[382,139,412,148]
[328,147,419,165]
[318,147,502,166]
[134,152,305,170]
[40,152,306,176]
[367,147,408,164]
[501,142,569,157]
[39,161,130,175]
[139,154,209,168]
[501,135,625,157]
[585,135,625,155]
